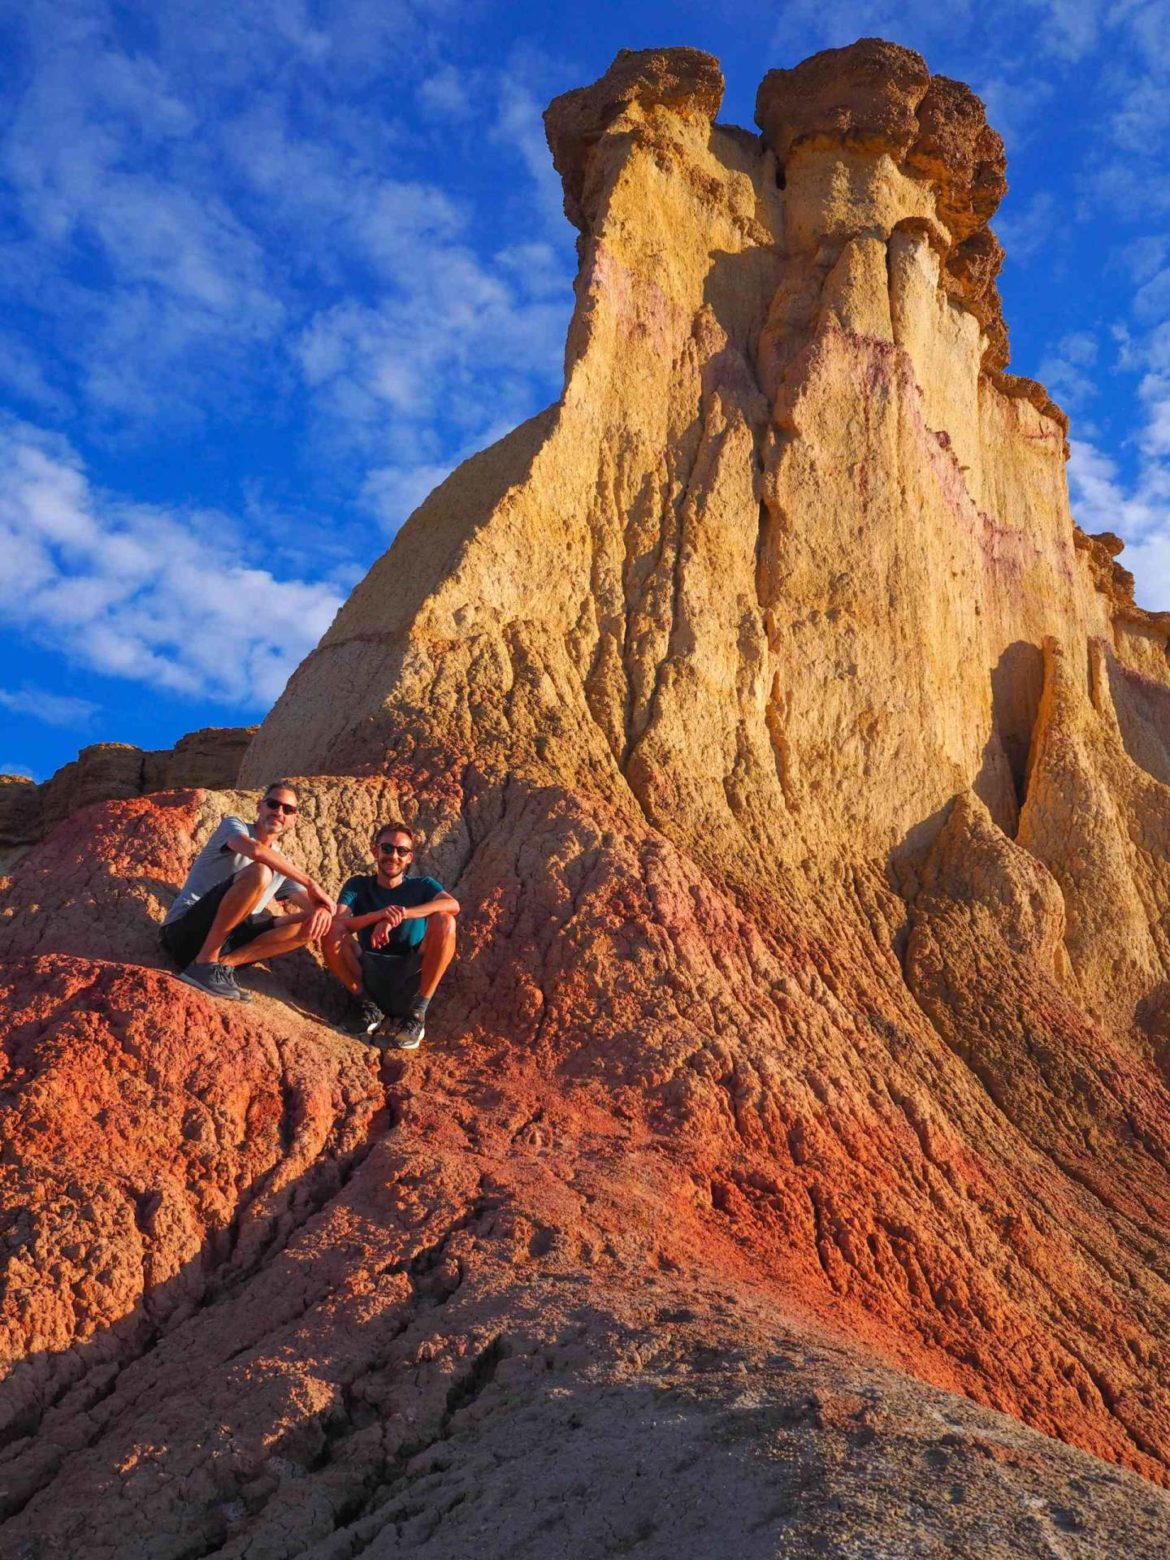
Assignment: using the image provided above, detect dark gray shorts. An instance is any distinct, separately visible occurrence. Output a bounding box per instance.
[160,873,276,970]
[360,948,423,1017]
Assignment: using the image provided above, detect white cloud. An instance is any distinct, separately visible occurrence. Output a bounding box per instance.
[0,686,99,727]
[0,11,282,420]
[0,327,70,415]
[0,1,474,431]
[1069,438,1157,535]
[0,763,38,781]
[1053,2,1170,618]
[418,66,473,120]
[1038,330,1100,408]
[995,192,1059,264]
[1133,265,1170,325]
[355,182,466,276]
[1109,61,1170,155]
[0,419,342,707]
[1069,405,1170,612]
[1119,0,1170,66]
[0,0,576,569]
[1111,531,1170,612]
[294,222,569,474]
[1023,0,1105,61]
[360,461,457,530]
[495,240,569,297]
[1120,235,1169,285]
[973,74,1054,150]
[186,47,574,514]
[492,76,568,233]
[220,92,466,280]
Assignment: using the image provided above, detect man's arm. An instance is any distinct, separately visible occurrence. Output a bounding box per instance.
[335,892,460,932]
[393,890,460,925]
[335,908,390,931]
[368,890,459,950]
[279,884,334,940]
[224,831,337,915]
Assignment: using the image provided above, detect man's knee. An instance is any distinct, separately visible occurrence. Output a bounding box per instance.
[425,911,456,948]
[237,861,273,891]
[322,918,349,954]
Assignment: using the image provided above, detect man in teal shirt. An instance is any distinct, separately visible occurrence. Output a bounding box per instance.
[324,820,459,1050]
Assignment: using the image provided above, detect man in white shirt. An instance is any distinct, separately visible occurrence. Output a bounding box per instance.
[160,781,336,1002]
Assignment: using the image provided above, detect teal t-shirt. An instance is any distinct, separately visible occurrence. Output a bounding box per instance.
[338,874,445,954]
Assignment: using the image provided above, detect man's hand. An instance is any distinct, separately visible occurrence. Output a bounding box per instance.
[370,904,405,950]
[307,883,338,917]
[305,905,333,943]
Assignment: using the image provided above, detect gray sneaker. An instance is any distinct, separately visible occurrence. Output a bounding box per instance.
[348,999,384,1038]
[179,962,250,1002]
[391,1012,426,1051]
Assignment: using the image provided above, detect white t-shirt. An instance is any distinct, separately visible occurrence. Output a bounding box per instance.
[163,815,288,925]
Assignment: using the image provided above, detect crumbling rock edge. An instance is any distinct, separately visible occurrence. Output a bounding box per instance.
[0,724,254,869]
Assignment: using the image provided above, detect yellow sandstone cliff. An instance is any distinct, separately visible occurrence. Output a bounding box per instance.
[244,41,1170,1024]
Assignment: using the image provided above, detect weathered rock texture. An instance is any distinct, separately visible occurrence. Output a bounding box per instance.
[0,725,255,866]
[4,38,1170,1559]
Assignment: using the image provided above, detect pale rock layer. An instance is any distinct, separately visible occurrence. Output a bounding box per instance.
[243,39,1161,943]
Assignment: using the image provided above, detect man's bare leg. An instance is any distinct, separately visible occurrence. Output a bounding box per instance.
[220,912,316,968]
[322,925,364,997]
[196,862,273,963]
[364,915,457,1051]
[376,914,457,1050]
[419,912,456,998]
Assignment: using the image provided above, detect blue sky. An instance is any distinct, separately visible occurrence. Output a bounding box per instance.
[2,0,1168,782]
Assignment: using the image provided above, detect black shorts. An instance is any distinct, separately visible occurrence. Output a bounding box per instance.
[360,948,423,1018]
[159,872,277,970]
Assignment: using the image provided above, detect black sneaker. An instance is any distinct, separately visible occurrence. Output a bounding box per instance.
[179,962,250,1002]
[372,1012,405,1048]
[348,999,384,1038]
[392,1012,426,1051]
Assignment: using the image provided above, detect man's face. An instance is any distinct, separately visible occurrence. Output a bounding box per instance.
[259,787,298,837]
[375,831,413,879]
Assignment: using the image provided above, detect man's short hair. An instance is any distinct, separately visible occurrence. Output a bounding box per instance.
[374,820,413,846]
[264,780,300,801]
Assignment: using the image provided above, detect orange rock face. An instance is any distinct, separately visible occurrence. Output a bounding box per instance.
[0,725,255,868]
[5,38,1170,1559]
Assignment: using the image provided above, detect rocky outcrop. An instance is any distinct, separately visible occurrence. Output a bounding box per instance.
[5,37,1170,1559]
[39,742,165,832]
[244,38,1155,884]
[546,45,724,231]
[0,776,39,852]
[5,778,1170,1555]
[0,725,255,863]
[0,956,381,1440]
[756,38,1009,366]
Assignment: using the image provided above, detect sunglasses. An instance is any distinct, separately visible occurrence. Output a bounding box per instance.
[264,798,298,816]
[378,842,412,856]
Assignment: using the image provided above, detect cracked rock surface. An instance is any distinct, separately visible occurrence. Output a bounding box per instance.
[5,36,1170,1559]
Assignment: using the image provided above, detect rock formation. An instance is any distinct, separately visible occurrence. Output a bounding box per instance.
[4,38,1170,1558]
[0,725,255,869]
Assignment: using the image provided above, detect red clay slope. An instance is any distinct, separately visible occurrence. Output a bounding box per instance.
[1,774,1170,1555]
